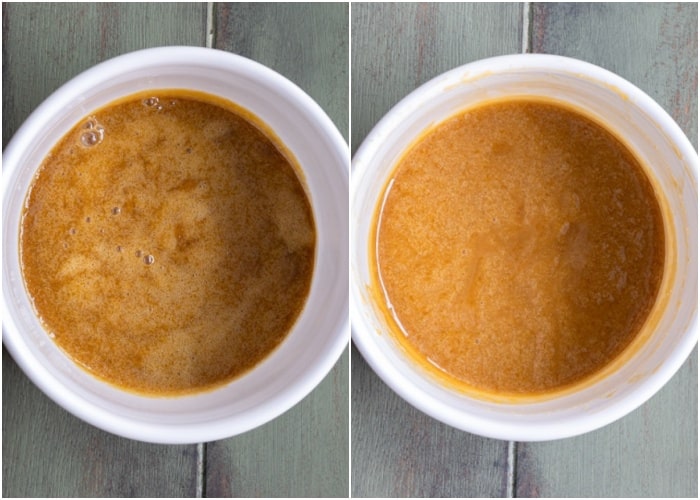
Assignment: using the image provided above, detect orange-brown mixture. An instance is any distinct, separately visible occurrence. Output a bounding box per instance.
[373,98,664,396]
[20,90,315,396]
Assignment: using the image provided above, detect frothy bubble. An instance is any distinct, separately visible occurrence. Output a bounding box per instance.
[144,254,155,265]
[80,117,104,147]
[143,97,160,107]
[111,207,121,215]
[135,250,142,257]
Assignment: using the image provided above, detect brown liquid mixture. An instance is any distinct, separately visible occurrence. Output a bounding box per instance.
[21,90,315,396]
[374,98,664,396]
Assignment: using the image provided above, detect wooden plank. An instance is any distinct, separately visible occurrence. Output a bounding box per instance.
[517,3,698,497]
[215,2,349,141]
[2,2,207,148]
[516,348,698,498]
[350,3,522,497]
[351,347,510,497]
[206,349,349,498]
[207,3,349,497]
[1,3,206,497]
[351,1,524,153]
[531,2,698,148]
[2,349,198,497]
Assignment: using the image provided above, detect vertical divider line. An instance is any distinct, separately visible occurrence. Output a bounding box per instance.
[206,2,215,48]
[196,442,206,497]
[347,2,353,498]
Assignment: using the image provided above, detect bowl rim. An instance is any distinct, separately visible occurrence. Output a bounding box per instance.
[2,45,350,444]
[350,53,698,441]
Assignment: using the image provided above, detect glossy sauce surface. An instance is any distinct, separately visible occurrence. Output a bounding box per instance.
[21,90,315,395]
[374,99,664,396]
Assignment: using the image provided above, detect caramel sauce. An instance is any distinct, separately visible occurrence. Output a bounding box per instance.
[372,98,664,397]
[20,90,315,396]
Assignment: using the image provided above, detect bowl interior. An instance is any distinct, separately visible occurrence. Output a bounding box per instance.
[350,55,697,440]
[2,48,349,443]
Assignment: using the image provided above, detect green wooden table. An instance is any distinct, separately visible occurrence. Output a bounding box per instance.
[2,3,348,497]
[351,2,697,498]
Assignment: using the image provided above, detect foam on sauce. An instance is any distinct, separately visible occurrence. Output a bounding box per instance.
[372,98,665,397]
[20,90,315,396]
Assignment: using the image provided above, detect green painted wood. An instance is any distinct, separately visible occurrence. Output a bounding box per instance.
[517,3,698,498]
[2,349,198,497]
[531,2,698,148]
[351,347,510,498]
[206,349,349,498]
[215,2,349,141]
[2,3,206,498]
[350,1,524,154]
[207,4,349,497]
[350,3,522,497]
[2,2,207,148]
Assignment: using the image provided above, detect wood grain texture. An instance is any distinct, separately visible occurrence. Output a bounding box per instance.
[2,349,198,497]
[531,2,698,148]
[206,3,349,498]
[350,1,523,153]
[2,3,207,497]
[215,2,349,141]
[1,2,207,148]
[206,349,349,498]
[517,3,698,498]
[351,347,509,498]
[516,348,698,498]
[350,3,522,497]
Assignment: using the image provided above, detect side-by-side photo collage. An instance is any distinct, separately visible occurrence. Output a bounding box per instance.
[2,2,697,498]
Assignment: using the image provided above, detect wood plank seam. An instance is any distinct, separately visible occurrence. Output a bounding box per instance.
[522,2,533,54]
[506,440,517,497]
[197,442,206,497]
[206,2,215,48]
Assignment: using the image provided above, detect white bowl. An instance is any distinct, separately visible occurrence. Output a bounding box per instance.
[2,46,349,444]
[351,54,697,441]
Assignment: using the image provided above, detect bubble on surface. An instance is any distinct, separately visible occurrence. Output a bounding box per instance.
[116,245,123,253]
[111,207,121,215]
[143,254,155,265]
[135,250,142,257]
[143,97,160,107]
[69,227,76,235]
[85,216,91,223]
[80,117,104,147]
[81,128,104,147]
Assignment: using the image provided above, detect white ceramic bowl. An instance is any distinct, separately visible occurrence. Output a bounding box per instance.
[351,54,697,441]
[2,46,349,444]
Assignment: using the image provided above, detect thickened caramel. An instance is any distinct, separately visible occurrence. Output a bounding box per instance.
[20,90,315,396]
[373,98,664,397]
